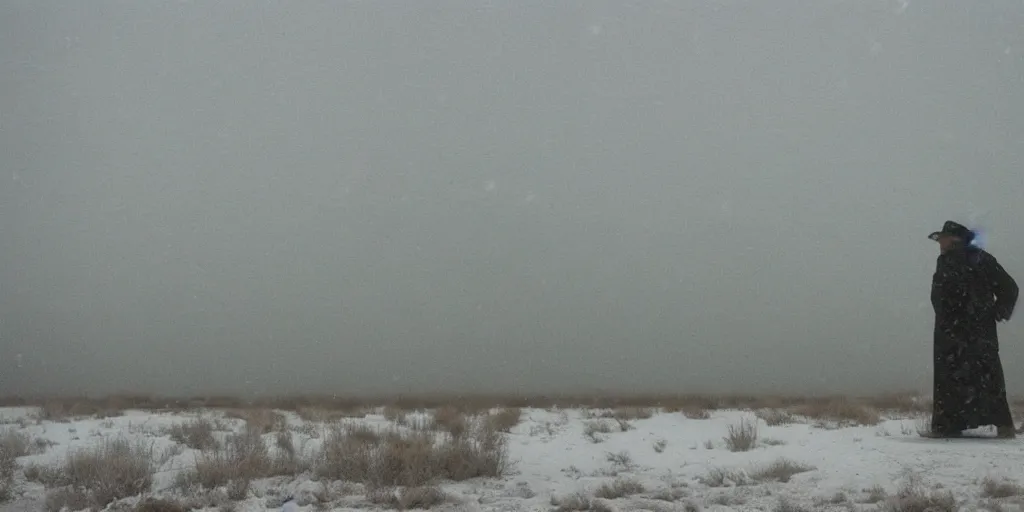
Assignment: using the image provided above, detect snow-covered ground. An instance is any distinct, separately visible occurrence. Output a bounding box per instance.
[2,403,1023,511]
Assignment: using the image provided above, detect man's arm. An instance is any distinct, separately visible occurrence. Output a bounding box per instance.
[987,255,1018,321]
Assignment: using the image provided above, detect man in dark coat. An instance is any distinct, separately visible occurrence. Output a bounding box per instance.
[927,220,1019,438]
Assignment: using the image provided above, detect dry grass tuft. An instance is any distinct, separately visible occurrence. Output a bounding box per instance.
[316,416,509,487]
[583,421,614,443]
[135,497,190,512]
[0,430,23,502]
[981,476,1024,498]
[653,439,667,453]
[382,406,407,425]
[681,407,711,420]
[0,429,32,460]
[367,485,449,510]
[773,497,815,512]
[167,417,219,450]
[756,408,796,426]
[486,407,523,433]
[792,397,880,427]
[551,491,614,511]
[430,406,469,438]
[724,418,758,452]
[594,478,645,499]
[41,436,155,508]
[22,462,67,487]
[225,408,287,434]
[750,458,815,483]
[43,487,91,512]
[880,478,956,512]
[700,467,751,487]
[608,407,654,421]
[604,450,633,472]
[174,424,301,496]
[861,484,888,504]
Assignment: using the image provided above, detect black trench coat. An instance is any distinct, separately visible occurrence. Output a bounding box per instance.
[930,245,1019,435]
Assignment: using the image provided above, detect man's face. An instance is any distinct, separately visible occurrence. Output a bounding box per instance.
[937,234,960,253]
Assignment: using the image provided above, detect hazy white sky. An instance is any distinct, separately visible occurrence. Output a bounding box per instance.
[2,0,1023,398]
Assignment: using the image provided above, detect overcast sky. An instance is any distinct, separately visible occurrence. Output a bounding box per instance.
[2,0,1023,399]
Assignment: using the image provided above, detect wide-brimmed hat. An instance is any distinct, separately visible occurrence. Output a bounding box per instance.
[928,220,974,243]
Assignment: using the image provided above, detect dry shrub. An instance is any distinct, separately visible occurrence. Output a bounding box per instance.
[869,393,932,414]
[36,401,74,423]
[383,406,407,425]
[487,407,522,432]
[296,407,364,423]
[724,418,758,452]
[653,439,667,453]
[430,406,468,437]
[750,458,815,483]
[652,487,688,502]
[680,406,711,420]
[981,476,1024,498]
[604,451,633,472]
[345,423,382,444]
[608,407,653,421]
[756,408,795,426]
[135,497,190,512]
[174,424,298,495]
[0,447,14,503]
[700,467,750,487]
[1,427,32,499]
[225,408,287,434]
[551,492,596,511]
[709,493,747,507]
[22,462,68,487]
[880,478,956,512]
[57,436,154,508]
[861,484,888,504]
[167,417,218,450]
[792,397,880,427]
[368,485,448,510]
[44,487,91,512]
[315,416,509,487]
[774,497,814,512]
[816,491,848,506]
[583,421,613,443]
[594,478,645,499]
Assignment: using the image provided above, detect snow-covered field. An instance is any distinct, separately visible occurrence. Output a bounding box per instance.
[2,400,1023,511]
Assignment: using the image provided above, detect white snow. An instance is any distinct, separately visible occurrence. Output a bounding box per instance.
[2,404,1023,511]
